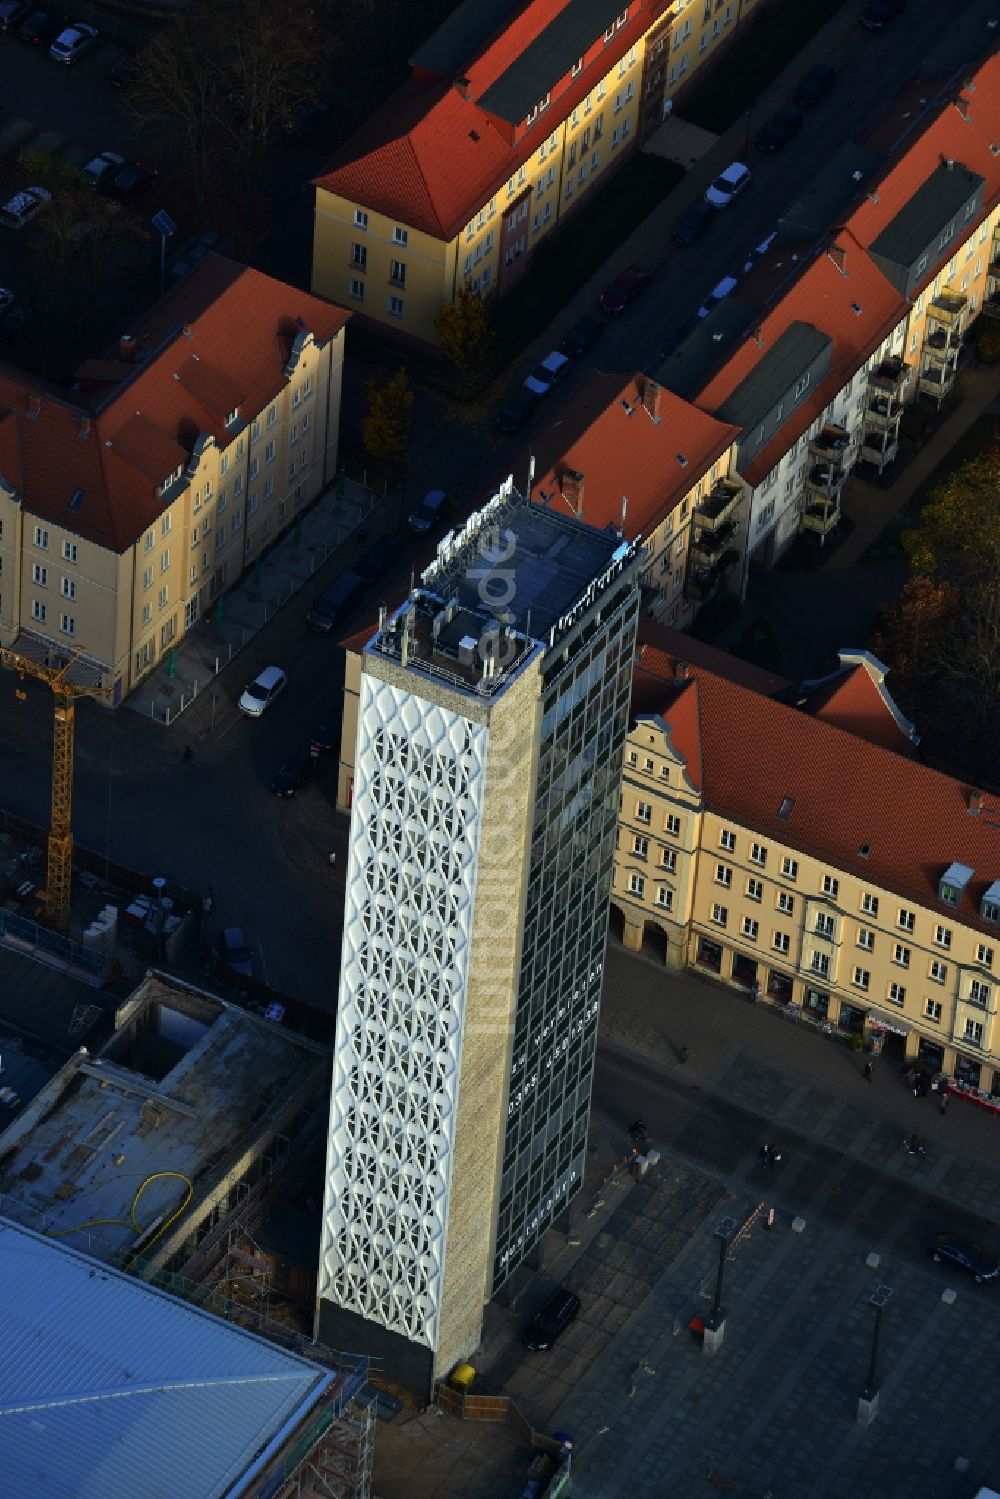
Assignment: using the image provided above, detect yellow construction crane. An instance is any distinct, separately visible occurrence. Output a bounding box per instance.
[0,641,108,932]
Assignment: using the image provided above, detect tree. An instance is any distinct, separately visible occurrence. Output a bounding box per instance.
[435,288,493,373]
[902,447,1000,589]
[362,367,413,482]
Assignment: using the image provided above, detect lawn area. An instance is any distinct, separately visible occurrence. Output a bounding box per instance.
[863,410,1000,561]
[678,0,850,135]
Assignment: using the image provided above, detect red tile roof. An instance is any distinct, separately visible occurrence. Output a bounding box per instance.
[633,652,1000,936]
[803,652,917,755]
[634,618,792,697]
[340,621,379,655]
[313,0,654,240]
[695,237,903,487]
[0,257,349,552]
[530,371,740,538]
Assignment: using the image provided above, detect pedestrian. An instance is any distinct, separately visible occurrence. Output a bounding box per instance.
[202,885,214,916]
[939,1091,949,1117]
[328,851,337,869]
[750,980,761,1005]
[863,1060,874,1082]
[678,1045,688,1064]
[182,744,193,764]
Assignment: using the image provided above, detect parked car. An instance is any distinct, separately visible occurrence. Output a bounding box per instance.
[599,266,649,316]
[18,9,59,45]
[705,162,751,209]
[522,1288,581,1351]
[755,107,803,153]
[103,161,159,201]
[698,275,739,319]
[523,350,569,396]
[356,536,400,587]
[929,1233,999,1283]
[219,927,253,977]
[495,389,538,434]
[0,186,51,229]
[408,488,449,534]
[861,0,904,27]
[80,150,125,189]
[49,20,96,62]
[0,0,29,33]
[794,63,835,109]
[672,198,714,246]
[271,751,313,799]
[238,664,287,717]
[560,311,603,357]
[309,711,343,755]
[306,571,364,631]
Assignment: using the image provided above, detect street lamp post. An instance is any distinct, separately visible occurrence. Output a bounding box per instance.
[858,1284,892,1425]
[703,1215,737,1355]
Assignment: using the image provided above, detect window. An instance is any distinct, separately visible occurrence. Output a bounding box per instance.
[388,295,405,318]
[773,931,790,955]
[715,864,732,888]
[853,967,870,992]
[60,577,75,600]
[965,1018,984,1046]
[781,857,798,880]
[160,550,170,573]
[32,564,47,586]
[742,916,759,940]
[977,944,994,968]
[263,478,273,500]
[349,279,364,301]
[983,900,1000,925]
[33,526,49,549]
[627,750,637,766]
[747,878,763,902]
[929,959,947,984]
[656,887,673,911]
[161,514,172,536]
[142,567,153,590]
[59,612,75,636]
[934,924,952,950]
[666,814,681,837]
[62,540,77,563]
[815,912,835,938]
[811,952,830,978]
[249,457,259,481]
[924,998,942,1022]
[857,927,875,951]
[628,873,645,898]
[31,600,46,622]
[643,758,654,773]
[861,893,879,916]
[633,834,648,858]
[157,585,168,610]
[389,259,406,287]
[660,849,677,873]
[970,978,992,1007]
[393,225,408,246]
[711,903,728,926]
[888,981,906,1005]
[251,418,262,444]
[893,943,911,968]
[265,440,275,465]
[719,829,735,851]
[750,842,767,866]
[141,603,151,627]
[897,908,915,932]
[191,524,200,547]
[795,373,811,398]
[289,424,298,447]
[777,892,794,916]
[636,800,651,824]
[821,875,839,898]
[354,209,368,229]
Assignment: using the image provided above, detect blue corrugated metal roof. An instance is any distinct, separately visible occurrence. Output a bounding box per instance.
[0,1218,335,1498]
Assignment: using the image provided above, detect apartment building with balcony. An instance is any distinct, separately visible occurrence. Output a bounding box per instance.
[613,622,1000,1096]
[312,0,762,346]
[0,256,348,703]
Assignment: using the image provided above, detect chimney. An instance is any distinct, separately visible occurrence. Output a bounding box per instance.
[78,417,91,439]
[27,392,40,417]
[637,376,663,421]
[968,789,984,816]
[954,96,972,123]
[119,334,137,362]
[454,75,471,100]
[674,660,690,680]
[827,243,848,276]
[559,468,585,515]
[182,323,194,340]
[752,325,764,347]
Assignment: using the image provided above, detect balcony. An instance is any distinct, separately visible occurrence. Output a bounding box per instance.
[865,392,903,428]
[688,546,739,601]
[804,460,847,500]
[917,362,957,403]
[926,291,969,330]
[859,429,898,469]
[690,517,737,563]
[980,291,1000,323]
[800,497,840,537]
[922,326,962,363]
[868,356,908,398]
[695,478,743,533]
[808,425,850,464]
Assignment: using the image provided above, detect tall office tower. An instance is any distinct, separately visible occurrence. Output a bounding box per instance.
[317,478,641,1394]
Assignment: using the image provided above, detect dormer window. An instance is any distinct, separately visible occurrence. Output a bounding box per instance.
[939,861,973,907]
[158,464,183,497]
[225,407,239,428]
[981,881,1000,924]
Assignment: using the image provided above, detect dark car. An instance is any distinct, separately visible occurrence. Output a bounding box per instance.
[18,9,59,44]
[522,1288,581,1352]
[599,266,649,316]
[356,536,400,587]
[561,311,604,358]
[0,0,29,34]
[219,926,253,977]
[929,1233,999,1283]
[672,198,714,246]
[271,751,313,799]
[861,0,904,27]
[307,570,364,631]
[309,711,343,755]
[495,389,538,434]
[408,487,449,534]
[102,161,159,201]
[755,107,803,154]
[794,63,835,108]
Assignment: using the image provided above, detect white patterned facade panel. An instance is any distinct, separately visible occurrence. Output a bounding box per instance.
[320,673,488,1350]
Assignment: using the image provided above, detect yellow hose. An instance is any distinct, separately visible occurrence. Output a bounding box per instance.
[49,1170,194,1253]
